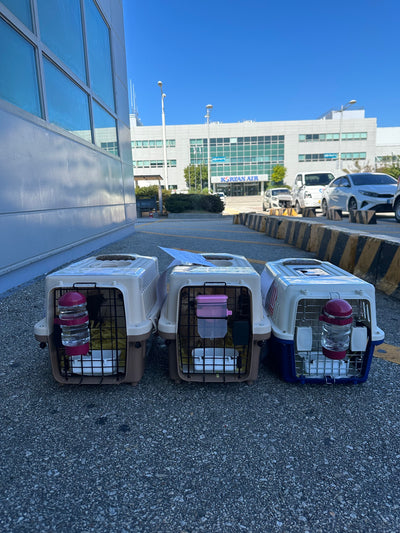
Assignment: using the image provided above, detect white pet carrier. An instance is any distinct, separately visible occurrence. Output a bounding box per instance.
[261,258,384,383]
[158,253,271,383]
[34,254,161,385]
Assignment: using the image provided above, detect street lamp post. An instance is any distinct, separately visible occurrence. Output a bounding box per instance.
[205,104,213,193]
[337,99,356,171]
[157,81,168,215]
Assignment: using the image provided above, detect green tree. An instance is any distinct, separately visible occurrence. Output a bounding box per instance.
[270,165,287,186]
[134,185,171,201]
[375,165,400,179]
[184,165,208,192]
[343,160,374,174]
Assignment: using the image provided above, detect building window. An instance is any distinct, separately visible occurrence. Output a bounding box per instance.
[133,159,177,168]
[190,135,284,177]
[43,57,91,142]
[299,153,338,162]
[93,100,118,155]
[84,0,114,110]
[341,132,368,140]
[0,17,41,116]
[2,0,33,30]
[37,0,86,82]
[299,132,367,142]
[341,152,367,160]
[132,139,175,148]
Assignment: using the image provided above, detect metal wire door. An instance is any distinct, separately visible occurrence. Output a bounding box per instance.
[53,286,127,379]
[294,298,372,379]
[177,285,252,380]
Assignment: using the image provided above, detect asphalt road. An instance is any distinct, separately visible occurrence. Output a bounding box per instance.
[1,216,400,533]
[223,195,400,242]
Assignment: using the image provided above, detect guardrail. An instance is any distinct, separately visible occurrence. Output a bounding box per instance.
[233,213,400,300]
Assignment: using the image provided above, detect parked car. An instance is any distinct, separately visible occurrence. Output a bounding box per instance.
[393,178,400,222]
[321,172,397,216]
[291,172,335,213]
[214,192,226,205]
[262,188,292,211]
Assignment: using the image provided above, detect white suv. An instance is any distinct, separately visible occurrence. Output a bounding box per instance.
[291,172,335,213]
[262,188,292,211]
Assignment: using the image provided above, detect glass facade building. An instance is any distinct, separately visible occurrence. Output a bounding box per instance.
[130,113,381,195]
[0,1,134,294]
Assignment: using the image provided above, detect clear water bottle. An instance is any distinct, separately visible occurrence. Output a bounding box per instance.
[57,292,90,356]
[320,299,352,360]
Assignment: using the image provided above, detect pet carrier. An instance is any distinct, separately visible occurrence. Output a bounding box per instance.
[261,258,384,384]
[157,253,271,383]
[34,254,161,385]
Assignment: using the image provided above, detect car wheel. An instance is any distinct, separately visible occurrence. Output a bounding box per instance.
[348,197,358,214]
[395,198,400,223]
[295,201,302,215]
[321,199,328,216]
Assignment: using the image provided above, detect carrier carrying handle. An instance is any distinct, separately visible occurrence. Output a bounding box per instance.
[96,255,135,261]
[282,259,321,266]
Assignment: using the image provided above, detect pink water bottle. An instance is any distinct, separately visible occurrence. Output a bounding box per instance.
[319,299,352,360]
[57,292,90,356]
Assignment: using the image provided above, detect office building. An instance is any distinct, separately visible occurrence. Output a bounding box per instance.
[131,109,400,194]
[0,0,135,294]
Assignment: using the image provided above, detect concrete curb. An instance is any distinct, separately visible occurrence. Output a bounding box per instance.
[236,213,400,299]
[168,212,223,219]
[245,213,267,232]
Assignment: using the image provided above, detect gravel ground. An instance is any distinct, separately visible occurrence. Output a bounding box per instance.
[1,217,400,533]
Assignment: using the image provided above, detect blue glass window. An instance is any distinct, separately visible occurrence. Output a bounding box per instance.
[84,0,115,110]
[93,101,118,155]
[37,0,86,82]
[0,18,41,116]
[2,0,33,31]
[43,57,91,142]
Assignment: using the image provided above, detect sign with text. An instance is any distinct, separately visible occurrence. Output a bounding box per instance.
[211,174,269,183]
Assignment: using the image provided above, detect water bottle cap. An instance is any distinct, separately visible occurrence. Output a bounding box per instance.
[319,299,353,325]
[324,299,352,318]
[65,343,90,356]
[322,347,347,360]
[59,291,86,307]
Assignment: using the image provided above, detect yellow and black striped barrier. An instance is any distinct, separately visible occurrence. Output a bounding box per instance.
[326,208,343,221]
[245,213,267,232]
[349,210,377,224]
[233,213,400,300]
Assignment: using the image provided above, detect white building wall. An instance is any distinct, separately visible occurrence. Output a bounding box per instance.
[131,114,378,189]
[376,127,400,159]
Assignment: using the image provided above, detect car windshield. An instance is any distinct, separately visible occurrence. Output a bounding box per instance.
[351,174,397,186]
[304,173,334,186]
[271,189,290,195]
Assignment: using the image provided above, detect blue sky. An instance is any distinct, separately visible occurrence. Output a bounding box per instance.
[122,0,400,128]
